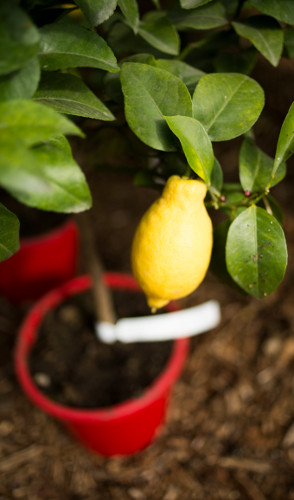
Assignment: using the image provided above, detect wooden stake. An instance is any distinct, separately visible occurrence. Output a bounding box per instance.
[75,211,116,325]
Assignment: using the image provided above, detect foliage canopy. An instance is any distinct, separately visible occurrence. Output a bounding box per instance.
[1,0,293,298]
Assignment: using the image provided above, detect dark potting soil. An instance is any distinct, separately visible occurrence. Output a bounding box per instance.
[29,289,173,409]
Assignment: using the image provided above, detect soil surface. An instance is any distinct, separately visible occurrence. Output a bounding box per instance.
[29,290,173,408]
[1,59,294,499]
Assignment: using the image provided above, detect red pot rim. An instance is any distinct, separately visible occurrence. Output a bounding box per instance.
[14,273,189,423]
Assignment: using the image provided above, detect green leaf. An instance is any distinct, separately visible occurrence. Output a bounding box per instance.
[272,102,294,181]
[120,62,192,151]
[170,1,227,30]
[0,4,40,76]
[226,206,287,298]
[193,73,264,141]
[165,116,213,183]
[180,0,213,8]
[0,58,40,102]
[156,59,205,92]
[0,136,92,213]
[232,16,284,67]
[210,157,223,193]
[118,0,140,32]
[0,99,83,147]
[39,22,119,72]
[34,72,114,120]
[124,53,157,64]
[239,137,275,192]
[284,28,294,58]
[0,203,20,263]
[75,0,117,25]
[138,15,180,55]
[104,53,158,104]
[210,219,241,290]
[248,0,294,25]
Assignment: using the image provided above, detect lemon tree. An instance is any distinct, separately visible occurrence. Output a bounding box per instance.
[1,0,294,301]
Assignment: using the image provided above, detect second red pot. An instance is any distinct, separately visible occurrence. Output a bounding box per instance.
[0,220,79,303]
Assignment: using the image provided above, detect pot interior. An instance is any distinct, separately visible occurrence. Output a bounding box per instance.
[29,286,174,409]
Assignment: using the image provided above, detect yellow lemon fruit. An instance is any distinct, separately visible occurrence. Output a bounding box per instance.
[131,175,213,310]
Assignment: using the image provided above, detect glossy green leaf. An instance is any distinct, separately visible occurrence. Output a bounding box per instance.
[0,99,83,147]
[210,157,223,193]
[284,28,294,58]
[75,0,117,25]
[39,23,119,72]
[124,53,157,64]
[239,137,275,192]
[272,102,294,181]
[232,16,283,67]
[165,116,213,183]
[104,52,159,104]
[34,72,114,120]
[118,0,140,32]
[0,136,92,213]
[248,0,294,24]
[226,206,287,298]
[138,16,180,55]
[180,0,213,8]
[210,219,241,290]
[0,5,40,76]
[0,58,40,102]
[171,2,227,30]
[120,63,192,151]
[193,73,264,141]
[0,204,20,263]
[156,59,205,92]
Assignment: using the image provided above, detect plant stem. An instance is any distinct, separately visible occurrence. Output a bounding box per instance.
[179,39,206,61]
[262,196,273,215]
[234,0,246,19]
[75,211,116,325]
[183,164,193,179]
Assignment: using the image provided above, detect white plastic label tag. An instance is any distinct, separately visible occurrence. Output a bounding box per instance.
[96,300,221,344]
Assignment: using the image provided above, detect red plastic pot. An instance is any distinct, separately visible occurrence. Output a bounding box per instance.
[0,220,79,303]
[14,273,189,457]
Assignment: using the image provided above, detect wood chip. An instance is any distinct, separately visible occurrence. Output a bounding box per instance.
[282,422,294,448]
[216,456,271,474]
[0,445,43,473]
[235,471,267,500]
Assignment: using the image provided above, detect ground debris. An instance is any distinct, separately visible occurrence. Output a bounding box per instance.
[1,169,294,499]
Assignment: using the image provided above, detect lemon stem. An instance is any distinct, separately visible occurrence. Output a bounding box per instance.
[183,164,193,179]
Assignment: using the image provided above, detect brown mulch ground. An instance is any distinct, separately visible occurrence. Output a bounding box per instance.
[1,166,294,500]
[1,57,294,499]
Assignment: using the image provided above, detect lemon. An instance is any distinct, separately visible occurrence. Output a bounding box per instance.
[131,175,213,310]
